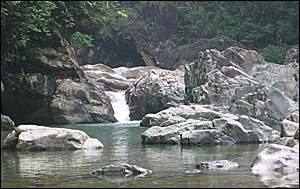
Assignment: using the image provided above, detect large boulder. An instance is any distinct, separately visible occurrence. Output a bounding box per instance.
[126,68,185,120]
[141,104,273,145]
[184,47,299,129]
[50,78,117,124]
[2,125,104,150]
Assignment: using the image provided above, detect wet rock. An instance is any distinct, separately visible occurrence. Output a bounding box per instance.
[1,114,15,130]
[126,68,185,120]
[91,162,152,178]
[196,160,239,170]
[2,125,104,150]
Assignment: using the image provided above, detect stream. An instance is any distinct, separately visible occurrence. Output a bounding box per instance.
[1,91,268,188]
[1,122,268,188]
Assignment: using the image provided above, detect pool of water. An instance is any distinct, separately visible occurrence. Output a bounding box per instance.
[1,122,268,188]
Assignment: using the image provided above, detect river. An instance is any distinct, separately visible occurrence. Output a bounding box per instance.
[1,121,268,188]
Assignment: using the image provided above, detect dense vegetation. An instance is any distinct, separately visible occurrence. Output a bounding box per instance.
[1,1,116,74]
[1,0,299,74]
[169,1,299,64]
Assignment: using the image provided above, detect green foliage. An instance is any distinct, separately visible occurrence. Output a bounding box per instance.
[258,44,293,65]
[1,1,117,74]
[70,32,94,48]
[172,1,299,49]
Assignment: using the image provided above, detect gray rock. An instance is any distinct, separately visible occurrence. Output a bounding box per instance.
[251,143,299,188]
[91,162,152,178]
[2,125,104,150]
[285,47,299,64]
[281,118,299,138]
[81,63,133,91]
[141,105,270,145]
[196,160,239,170]
[126,68,185,120]
[153,37,234,70]
[1,114,15,130]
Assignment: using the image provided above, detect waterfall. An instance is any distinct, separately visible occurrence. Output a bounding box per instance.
[106,91,130,122]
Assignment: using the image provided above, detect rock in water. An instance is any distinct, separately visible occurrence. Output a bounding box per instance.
[2,125,104,150]
[91,162,152,178]
[196,160,239,170]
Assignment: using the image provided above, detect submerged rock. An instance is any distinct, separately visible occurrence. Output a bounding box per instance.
[2,125,104,150]
[196,160,239,170]
[91,162,152,178]
[185,169,202,174]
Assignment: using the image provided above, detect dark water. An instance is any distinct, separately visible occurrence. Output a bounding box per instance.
[1,122,268,188]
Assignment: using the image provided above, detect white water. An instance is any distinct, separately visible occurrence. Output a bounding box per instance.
[106,91,130,122]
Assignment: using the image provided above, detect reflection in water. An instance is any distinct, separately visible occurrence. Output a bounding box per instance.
[1,123,269,188]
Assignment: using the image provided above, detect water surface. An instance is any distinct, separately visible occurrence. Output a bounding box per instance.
[1,122,268,188]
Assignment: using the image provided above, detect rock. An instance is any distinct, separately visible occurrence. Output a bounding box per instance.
[113,66,160,81]
[251,143,299,188]
[251,111,299,188]
[91,162,152,178]
[141,104,271,145]
[153,37,234,70]
[268,130,281,143]
[294,129,299,140]
[281,116,299,138]
[184,48,261,105]
[2,125,104,150]
[252,62,299,102]
[126,68,185,120]
[1,114,15,130]
[81,63,133,91]
[286,111,299,123]
[196,160,239,170]
[50,78,117,124]
[221,47,267,75]
[1,48,118,125]
[285,46,299,64]
[140,104,237,128]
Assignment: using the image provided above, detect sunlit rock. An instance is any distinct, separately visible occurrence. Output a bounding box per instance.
[2,125,104,150]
